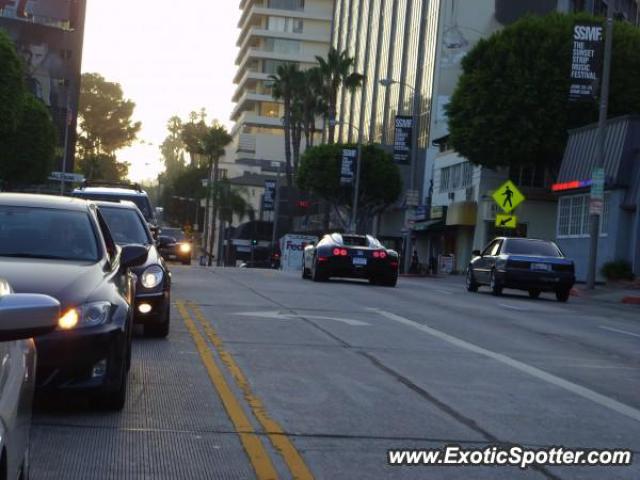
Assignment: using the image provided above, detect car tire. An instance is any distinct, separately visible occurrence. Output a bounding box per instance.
[312,260,327,282]
[100,361,128,411]
[18,447,29,480]
[490,270,503,296]
[145,302,170,338]
[302,262,310,279]
[466,269,479,292]
[528,289,541,299]
[382,275,398,287]
[556,289,570,302]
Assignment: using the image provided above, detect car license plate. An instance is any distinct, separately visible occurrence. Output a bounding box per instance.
[353,257,367,266]
[531,263,550,271]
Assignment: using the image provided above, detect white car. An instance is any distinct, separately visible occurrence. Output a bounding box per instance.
[0,279,59,480]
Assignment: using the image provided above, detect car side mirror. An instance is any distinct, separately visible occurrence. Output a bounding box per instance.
[157,236,175,248]
[0,293,60,341]
[149,224,159,240]
[120,244,149,268]
[472,250,481,257]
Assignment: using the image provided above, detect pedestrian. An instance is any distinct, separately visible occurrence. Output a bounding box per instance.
[410,250,420,274]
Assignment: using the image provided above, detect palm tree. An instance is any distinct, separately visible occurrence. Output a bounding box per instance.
[214,180,254,265]
[315,48,364,144]
[269,63,299,187]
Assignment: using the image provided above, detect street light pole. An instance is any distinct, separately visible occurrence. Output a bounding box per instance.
[586,2,615,289]
[379,78,420,274]
[330,119,362,233]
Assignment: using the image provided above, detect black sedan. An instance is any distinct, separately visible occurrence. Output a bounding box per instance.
[466,237,575,302]
[96,201,172,338]
[0,193,148,410]
[157,227,192,265]
[302,233,399,286]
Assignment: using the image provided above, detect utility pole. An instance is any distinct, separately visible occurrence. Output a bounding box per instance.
[271,163,282,256]
[208,156,220,266]
[586,2,615,289]
[60,97,72,195]
[351,139,363,234]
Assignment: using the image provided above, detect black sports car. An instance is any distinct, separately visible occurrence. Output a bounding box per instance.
[302,233,399,286]
[96,201,172,337]
[157,227,192,265]
[0,194,148,410]
[466,237,576,302]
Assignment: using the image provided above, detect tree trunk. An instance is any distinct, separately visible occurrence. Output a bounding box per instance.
[292,122,302,176]
[208,156,220,266]
[283,96,293,187]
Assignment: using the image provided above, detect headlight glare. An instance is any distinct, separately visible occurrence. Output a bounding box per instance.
[58,302,110,329]
[179,243,191,253]
[141,265,164,288]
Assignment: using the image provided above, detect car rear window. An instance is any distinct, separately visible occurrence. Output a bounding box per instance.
[341,235,368,247]
[503,239,562,257]
[73,192,153,221]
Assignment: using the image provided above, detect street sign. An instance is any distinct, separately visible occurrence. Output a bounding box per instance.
[495,214,517,229]
[492,180,525,214]
[340,148,356,185]
[263,179,276,211]
[405,189,419,207]
[48,172,84,183]
[589,198,604,216]
[590,167,605,200]
[393,115,412,164]
[569,22,604,102]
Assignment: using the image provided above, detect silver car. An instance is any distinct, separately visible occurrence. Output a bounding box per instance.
[0,279,59,480]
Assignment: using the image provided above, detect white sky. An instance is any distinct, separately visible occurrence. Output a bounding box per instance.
[81,0,241,182]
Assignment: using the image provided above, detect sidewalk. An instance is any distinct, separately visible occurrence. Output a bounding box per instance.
[571,280,640,305]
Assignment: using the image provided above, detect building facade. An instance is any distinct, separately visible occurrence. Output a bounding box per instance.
[0,0,87,173]
[230,0,334,174]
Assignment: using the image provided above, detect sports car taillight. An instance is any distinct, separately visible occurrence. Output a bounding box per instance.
[373,250,387,259]
[332,248,348,256]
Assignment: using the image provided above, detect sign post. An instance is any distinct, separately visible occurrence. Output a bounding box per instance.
[393,115,412,165]
[491,180,525,214]
[263,180,276,211]
[340,148,356,185]
[569,22,604,102]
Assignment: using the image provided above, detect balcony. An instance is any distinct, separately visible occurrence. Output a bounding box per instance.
[236,27,329,62]
[239,4,331,34]
[233,70,272,99]
[231,112,283,137]
[231,92,277,121]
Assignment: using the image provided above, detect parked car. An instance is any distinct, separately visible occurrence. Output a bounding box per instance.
[466,237,576,301]
[96,201,172,337]
[0,279,60,480]
[302,233,399,286]
[72,181,157,227]
[157,227,192,265]
[0,193,148,410]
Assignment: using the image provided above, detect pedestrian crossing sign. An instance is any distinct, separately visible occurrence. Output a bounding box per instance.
[492,180,525,214]
[495,214,517,229]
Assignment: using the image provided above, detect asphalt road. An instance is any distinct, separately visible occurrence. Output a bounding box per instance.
[30,265,640,479]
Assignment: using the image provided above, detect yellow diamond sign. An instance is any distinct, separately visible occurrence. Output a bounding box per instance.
[492,180,525,214]
[495,214,517,229]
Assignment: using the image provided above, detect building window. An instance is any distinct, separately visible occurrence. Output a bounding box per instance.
[260,102,280,118]
[439,162,473,193]
[267,0,305,11]
[267,16,303,33]
[262,60,289,74]
[263,38,301,54]
[557,193,610,238]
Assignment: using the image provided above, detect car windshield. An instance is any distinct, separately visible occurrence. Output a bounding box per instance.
[161,228,185,241]
[503,239,562,257]
[100,207,151,245]
[0,206,99,261]
[74,192,153,220]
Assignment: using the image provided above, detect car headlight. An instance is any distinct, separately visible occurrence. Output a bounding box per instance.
[141,265,164,288]
[179,243,191,253]
[58,301,111,330]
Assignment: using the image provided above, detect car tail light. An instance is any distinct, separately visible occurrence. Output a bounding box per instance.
[390,261,399,268]
[318,256,328,262]
[340,249,348,256]
[373,250,387,259]
[332,248,348,256]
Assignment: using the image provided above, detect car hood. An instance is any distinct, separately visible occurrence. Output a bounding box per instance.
[0,257,104,308]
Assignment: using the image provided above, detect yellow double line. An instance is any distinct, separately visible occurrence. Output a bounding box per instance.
[176,300,313,480]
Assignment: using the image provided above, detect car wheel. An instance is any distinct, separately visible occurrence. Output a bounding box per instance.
[312,260,327,282]
[382,275,398,287]
[369,276,380,286]
[528,289,541,299]
[466,269,479,292]
[100,361,128,411]
[18,446,29,480]
[490,270,503,296]
[182,258,191,265]
[301,261,310,279]
[556,289,570,302]
[146,305,170,338]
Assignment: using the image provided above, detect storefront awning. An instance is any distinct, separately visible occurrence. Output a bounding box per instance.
[412,219,445,232]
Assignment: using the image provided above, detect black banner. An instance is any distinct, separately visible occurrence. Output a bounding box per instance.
[263,180,276,211]
[569,21,604,101]
[393,115,412,164]
[340,149,356,185]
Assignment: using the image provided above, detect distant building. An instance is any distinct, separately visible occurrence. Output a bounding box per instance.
[229,0,334,175]
[0,0,87,173]
[554,115,640,282]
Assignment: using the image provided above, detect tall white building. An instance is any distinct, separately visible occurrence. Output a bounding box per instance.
[230,0,334,175]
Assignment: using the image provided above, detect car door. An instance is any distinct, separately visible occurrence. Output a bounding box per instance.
[474,240,501,283]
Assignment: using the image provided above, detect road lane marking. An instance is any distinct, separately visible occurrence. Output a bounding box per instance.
[372,308,640,423]
[175,301,278,480]
[498,303,529,311]
[190,302,314,480]
[235,310,370,326]
[599,326,640,339]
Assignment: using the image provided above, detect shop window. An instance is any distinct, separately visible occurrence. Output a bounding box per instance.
[557,193,609,238]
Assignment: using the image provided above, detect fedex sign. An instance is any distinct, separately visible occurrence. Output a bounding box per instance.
[279,234,318,271]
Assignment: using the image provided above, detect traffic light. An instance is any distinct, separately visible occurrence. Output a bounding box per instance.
[251,239,258,246]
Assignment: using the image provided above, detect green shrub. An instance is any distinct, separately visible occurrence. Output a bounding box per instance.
[601,260,634,281]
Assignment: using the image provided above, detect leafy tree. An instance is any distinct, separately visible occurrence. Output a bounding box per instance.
[77,153,130,182]
[297,143,402,231]
[180,116,208,166]
[446,13,640,176]
[0,94,57,187]
[0,29,24,136]
[316,48,364,144]
[160,116,186,180]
